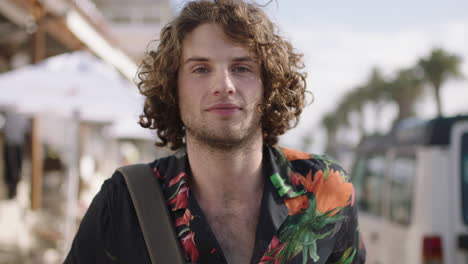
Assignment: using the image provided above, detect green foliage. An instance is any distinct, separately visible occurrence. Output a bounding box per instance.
[334,247,357,264]
[418,47,463,116]
[271,172,304,197]
[386,67,424,122]
[276,193,345,263]
[320,47,463,149]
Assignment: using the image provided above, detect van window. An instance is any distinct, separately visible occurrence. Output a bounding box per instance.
[388,155,416,225]
[461,132,468,225]
[352,155,386,216]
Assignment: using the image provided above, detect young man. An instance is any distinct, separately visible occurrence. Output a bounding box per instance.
[65,0,366,263]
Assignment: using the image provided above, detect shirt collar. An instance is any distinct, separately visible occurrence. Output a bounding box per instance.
[155,144,308,263]
[158,145,305,201]
[160,145,304,196]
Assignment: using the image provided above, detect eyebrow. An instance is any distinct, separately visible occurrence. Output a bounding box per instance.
[183,57,209,65]
[232,56,256,63]
[183,56,257,65]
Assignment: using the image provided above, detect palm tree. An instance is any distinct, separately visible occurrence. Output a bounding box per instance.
[418,48,463,116]
[343,87,367,137]
[386,67,424,122]
[322,111,340,157]
[362,67,389,134]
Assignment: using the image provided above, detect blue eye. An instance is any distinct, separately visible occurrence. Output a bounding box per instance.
[233,66,250,72]
[193,67,209,73]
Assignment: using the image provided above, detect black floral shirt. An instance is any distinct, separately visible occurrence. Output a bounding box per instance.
[65,145,366,264]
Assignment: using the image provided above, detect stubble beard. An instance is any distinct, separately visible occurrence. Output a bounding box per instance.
[182,106,263,151]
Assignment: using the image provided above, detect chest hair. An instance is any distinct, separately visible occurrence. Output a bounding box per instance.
[206,204,261,264]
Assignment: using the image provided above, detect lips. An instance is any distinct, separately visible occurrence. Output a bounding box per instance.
[206,103,241,111]
[205,103,241,116]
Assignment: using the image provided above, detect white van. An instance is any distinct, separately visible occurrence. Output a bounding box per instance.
[351,115,468,264]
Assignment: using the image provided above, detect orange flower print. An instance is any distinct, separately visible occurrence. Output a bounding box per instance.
[298,170,315,192]
[259,236,286,264]
[168,186,189,211]
[280,147,311,161]
[290,171,301,186]
[299,169,353,216]
[169,172,187,187]
[176,209,193,227]
[285,194,309,215]
[181,231,199,262]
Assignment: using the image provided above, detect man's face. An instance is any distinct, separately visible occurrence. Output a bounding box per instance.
[177,23,264,149]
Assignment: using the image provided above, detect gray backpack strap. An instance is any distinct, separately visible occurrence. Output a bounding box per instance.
[117,164,185,264]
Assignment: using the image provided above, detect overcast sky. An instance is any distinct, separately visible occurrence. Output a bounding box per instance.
[171,0,468,152]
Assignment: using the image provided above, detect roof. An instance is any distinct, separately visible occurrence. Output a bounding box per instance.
[357,115,468,154]
[394,115,468,146]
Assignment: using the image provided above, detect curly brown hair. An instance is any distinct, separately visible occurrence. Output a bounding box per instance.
[137,0,307,150]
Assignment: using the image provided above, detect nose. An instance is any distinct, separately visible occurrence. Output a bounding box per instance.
[211,69,235,96]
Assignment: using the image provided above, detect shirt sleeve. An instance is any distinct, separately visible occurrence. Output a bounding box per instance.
[63,176,118,264]
[328,197,366,264]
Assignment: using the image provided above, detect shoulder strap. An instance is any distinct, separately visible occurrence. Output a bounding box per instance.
[117,164,185,264]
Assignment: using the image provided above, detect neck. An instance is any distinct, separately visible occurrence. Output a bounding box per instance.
[185,131,264,208]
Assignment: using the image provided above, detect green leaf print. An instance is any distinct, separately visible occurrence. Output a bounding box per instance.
[276,193,345,264]
[271,173,304,198]
[334,247,356,264]
[167,178,188,200]
[313,154,350,183]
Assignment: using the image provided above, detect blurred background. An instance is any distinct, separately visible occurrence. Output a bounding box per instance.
[0,0,467,263]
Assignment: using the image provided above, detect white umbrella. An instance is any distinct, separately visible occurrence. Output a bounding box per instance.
[0,51,143,122]
[105,117,155,140]
[0,52,149,254]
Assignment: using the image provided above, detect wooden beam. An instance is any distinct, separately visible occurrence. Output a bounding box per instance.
[24,0,46,21]
[30,19,45,210]
[43,18,84,51]
[32,25,45,63]
[30,116,42,210]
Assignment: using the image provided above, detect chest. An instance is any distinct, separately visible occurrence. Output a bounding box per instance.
[206,207,260,263]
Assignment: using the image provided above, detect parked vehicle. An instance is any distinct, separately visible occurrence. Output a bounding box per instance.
[351,115,468,264]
